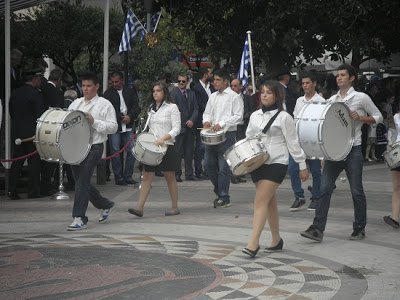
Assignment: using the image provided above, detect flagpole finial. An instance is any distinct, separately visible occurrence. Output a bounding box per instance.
[246,31,251,34]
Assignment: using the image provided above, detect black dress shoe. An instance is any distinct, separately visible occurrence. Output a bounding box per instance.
[264,238,283,253]
[125,179,138,184]
[8,192,21,200]
[238,177,247,183]
[242,246,260,258]
[116,180,127,186]
[106,176,111,182]
[231,177,239,184]
[176,176,183,182]
[128,208,143,217]
[186,176,202,181]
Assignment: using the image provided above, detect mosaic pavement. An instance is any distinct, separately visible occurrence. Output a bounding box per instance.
[0,234,366,300]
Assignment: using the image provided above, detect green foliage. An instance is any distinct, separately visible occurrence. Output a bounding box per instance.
[11,1,124,83]
[157,0,400,72]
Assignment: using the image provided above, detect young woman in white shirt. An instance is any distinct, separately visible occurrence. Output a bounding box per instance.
[384,112,400,229]
[128,82,181,217]
[242,80,309,258]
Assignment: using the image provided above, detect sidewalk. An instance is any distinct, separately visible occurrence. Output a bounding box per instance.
[0,161,398,299]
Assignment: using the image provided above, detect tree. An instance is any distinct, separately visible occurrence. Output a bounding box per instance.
[11,1,124,83]
[157,0,400,73]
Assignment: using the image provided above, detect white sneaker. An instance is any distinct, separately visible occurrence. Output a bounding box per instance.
[99,206,113,223]
[67,217,87,231]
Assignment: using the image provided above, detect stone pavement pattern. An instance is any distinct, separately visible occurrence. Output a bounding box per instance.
[0,162,399,299]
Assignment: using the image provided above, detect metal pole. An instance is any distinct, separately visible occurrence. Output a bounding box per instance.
[4,0,11,195]
[51,162,69,200]
[246,31,256,95]
[97,0,110,185]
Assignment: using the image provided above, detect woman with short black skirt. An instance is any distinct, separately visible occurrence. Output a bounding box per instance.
[242,80,309,258]
[128,82,181,217]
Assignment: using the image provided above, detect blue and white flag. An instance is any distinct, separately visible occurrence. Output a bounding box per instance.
[141,11,162,41]
[238,35,250,88]
[119,9,146,54]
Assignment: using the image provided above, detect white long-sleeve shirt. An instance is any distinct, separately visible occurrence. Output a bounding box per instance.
[246,108,307,170]
[203,87,243,131]
[329,87,383,146]
[69,95,117,144]
[293,92,326,118]
[148,101,181,143]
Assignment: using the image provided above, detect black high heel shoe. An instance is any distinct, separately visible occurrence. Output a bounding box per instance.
[242,246,260,258]
[264,238,283,253]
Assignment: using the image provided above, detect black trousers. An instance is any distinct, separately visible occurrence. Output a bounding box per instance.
[9,143,41,196]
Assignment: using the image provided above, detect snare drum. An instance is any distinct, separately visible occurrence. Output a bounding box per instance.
[34,108,92,164]
[296,102,354,161]
[132,132,167,166]
[224,137,269,176]
[200,129,226,145]
[383,143,400,169]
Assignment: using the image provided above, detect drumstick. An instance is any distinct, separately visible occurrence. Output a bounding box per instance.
[142,140,174,146]
[197,127,208,130]
[15,135,35,145]
[149,128,165,155]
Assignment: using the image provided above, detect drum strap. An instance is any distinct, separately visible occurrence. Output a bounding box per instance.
[262,111,280,134]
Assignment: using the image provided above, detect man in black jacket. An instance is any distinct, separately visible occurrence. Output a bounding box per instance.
[103,71,140,185]
[171,74,199,182]
[8,69,45,199]
[40,69,65,195]
[191,67,214,179]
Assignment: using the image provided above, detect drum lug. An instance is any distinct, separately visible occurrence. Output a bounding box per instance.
[234,149,241,158]
[226,159,231,167]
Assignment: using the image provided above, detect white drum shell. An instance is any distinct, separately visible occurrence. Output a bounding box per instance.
[383,143,400,169]
[296,102,354,161]
[200,129,226,145]
[34,108,92,164]
[224,137,269,176]
[132,132,167,166]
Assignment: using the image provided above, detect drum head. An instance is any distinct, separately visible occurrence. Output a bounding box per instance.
[321,103,354,161]
[233,153,269,176]
[137,132,167,153]
[59,111,92,164]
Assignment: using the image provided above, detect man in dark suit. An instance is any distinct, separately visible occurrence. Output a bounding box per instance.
[172,74,199,182]
[277,71,296,117]
[191,67,214,179]
[8,69,45,199]
[40,69,65,195]
[103,71,140,185]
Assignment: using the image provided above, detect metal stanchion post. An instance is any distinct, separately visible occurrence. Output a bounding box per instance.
[51,162,70,200]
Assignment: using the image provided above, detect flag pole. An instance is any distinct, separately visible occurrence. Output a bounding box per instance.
[246,31,256,95]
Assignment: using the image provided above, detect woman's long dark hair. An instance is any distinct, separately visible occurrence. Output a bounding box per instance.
[259,80,285,111]
[148,81,175,112]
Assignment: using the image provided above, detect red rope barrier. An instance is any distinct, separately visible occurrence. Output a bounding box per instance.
[0,134,137,163]
[0,150,39,162]
[100,133,137,161]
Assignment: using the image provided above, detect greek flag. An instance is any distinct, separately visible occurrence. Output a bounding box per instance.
[141,11,162,41]
[119,10,145,54]
[238,35,250,88]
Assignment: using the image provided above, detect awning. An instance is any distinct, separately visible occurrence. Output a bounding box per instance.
[0,0,55,14]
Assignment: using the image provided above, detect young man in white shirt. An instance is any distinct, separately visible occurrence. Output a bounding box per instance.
[300,64,383,242]
[289,72,325,211]
[68,73,118,231]
[203,69,243,208]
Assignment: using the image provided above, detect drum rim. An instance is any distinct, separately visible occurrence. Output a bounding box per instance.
[223,136,262,159]
[136,132,167,152]
[232,152,269,176]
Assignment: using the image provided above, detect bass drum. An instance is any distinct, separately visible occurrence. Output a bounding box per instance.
[296,102,354,161]
[34,108,92,165]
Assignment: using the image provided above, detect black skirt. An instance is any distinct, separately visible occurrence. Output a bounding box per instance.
[138,144,180,172]
[250,163,288,184]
